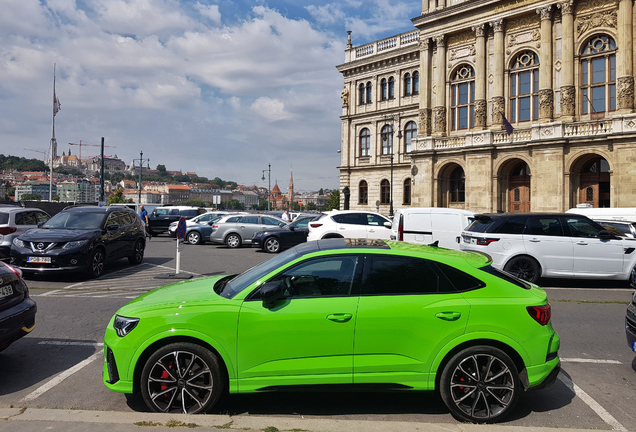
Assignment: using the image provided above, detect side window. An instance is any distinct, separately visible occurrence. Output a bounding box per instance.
[496,215,529,234]
[434,262,486,292]
[154,209,170,216]
[35,211,51,224]
[240,216,259,224]
[293,218,311,228]
[16,211,38,225]
[106,212,121,226]
[362,255,456,295]
[225,216,240,223]
[269,255,359,297]
[366,214,388,226]
[262,217,281,225]
[333,213,363,225]
[199,214,213,222]
[169,209,180,216]
[124,212,137,225]
[524,216,564,236]
[564,217,603,238]
[181,210,198,217]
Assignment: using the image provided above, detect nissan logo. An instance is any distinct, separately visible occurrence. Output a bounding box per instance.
[36,243,45,250]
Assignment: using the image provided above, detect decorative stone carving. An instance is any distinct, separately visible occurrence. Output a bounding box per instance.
[554,59,562,71]
[435,35,445,47]
[492,96,505,123]
[509,29,540,47]
[626,120,636,130]
[507,14,540,32]
[577,10,618,36]
[450,45,476,60]
[420,38,431,51]
[490,19,504,32]
[558,0,574,15]
[447,31,475,47]
[473,24,486,38]
[576,0,615,15]
[474,100,487,128]
[434,106,447,133]
[539,89,554,119]
[617,76,635,110]
[536,5,552,20]
[340,86,349,107]
[488,73,494,84]
[560,86,575,116]
[418,108,432,136]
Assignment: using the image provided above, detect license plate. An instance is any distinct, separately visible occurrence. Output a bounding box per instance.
[0,285,13,299]
[27,256,51,263]
[633,340,636,352]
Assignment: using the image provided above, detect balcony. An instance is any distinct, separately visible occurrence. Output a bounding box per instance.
[347,31,419,63]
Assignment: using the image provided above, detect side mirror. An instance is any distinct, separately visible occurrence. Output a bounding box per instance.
[37,222,44,228]
[106,224,119,232]
[279,222,285,227]
[261,280,287,308]
[384,221,392,228]
[289,226,295,231]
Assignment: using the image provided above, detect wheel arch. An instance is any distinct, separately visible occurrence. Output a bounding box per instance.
[502,253,543,275]
[321,233,344,239]
[224,232,242,244]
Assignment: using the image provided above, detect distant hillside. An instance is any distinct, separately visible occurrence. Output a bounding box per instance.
[0,154,48,172]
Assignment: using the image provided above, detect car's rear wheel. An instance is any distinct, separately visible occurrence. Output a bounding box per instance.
[504,256,540,284]
[630,265,636,288]
[226,233,241,248]
[140,342,224,414]
[187,231,202,245]
[128,240,145,265]
[440,346,521,423]
[86,248,105,278]
[264,237,281,253]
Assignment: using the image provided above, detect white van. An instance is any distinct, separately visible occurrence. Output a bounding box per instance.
[565,206,636,223]
[390,207,475,250]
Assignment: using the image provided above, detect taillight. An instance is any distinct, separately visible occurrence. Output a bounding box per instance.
[398,214,404,241]
[2,262,22,279]
[476,237,499,246]
[310,223,322,228]
[0,227,17,235]
[212,225,219,229]
[527,304,551,326]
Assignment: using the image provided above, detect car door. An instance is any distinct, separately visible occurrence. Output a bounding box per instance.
[237,216,260,243]
[353,254,470,387]
[564,216,625,276]
[333,213,368,238]
[522,215,574,277]
[103,212,127,259]
[237,254,362,389]
[284,217,313,248]
[150,208,171,231]
[365,213,392,239]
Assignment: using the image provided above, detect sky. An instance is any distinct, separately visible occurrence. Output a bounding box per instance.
[0,0,422,192]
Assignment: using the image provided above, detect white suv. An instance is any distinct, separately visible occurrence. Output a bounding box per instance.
[460,213,636,285]
[0,206,51,261]
[306,210,392,241]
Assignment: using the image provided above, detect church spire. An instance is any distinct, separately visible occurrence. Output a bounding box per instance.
[288,168,294,204]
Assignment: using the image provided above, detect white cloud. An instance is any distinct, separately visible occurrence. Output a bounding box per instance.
[250,97,289,122]
[194,2,221,25]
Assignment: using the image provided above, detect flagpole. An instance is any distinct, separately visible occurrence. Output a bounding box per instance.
[50,64,56,202]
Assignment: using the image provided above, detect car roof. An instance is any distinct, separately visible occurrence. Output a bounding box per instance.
[63,205,132,213]
[0,207,47,213]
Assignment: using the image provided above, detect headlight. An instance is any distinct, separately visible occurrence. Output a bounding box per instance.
[12,238,26,248]
[62,240,89,250]
[113,315,140,337]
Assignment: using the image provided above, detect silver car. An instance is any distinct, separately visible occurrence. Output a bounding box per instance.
[210,214,284,248]
[0,206,51,261]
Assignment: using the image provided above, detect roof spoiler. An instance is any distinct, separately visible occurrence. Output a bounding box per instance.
[474,214,494,223]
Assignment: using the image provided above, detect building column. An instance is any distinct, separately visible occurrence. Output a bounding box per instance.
[418,37,433,136]
[537,5,553,122]
[558,1,575,119]
[618,0,634,112]
[434,35,447,136]
[473,24,487,129]
[490,19,505,128]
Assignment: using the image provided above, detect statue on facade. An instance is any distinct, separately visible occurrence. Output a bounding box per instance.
[341,86,349,106]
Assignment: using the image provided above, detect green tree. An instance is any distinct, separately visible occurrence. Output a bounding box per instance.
[6,187,15,198]
[107,189,127,205]
[156,164,167,176]
[319,188,324,195]
[110,172,125,184]
[325,190,340,211]
[52,195,60,201]
[20,193,42,201]
[290,201,300,211]
[306,202,318,211]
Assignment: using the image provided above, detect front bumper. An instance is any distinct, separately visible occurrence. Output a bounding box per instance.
[251,238,263,248]
[625,302,636,350]
[0,297,37,350]
[10,247,90,273]
[0,246,10,260]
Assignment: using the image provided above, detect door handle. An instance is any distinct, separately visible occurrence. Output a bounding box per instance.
[338,227,346,230]
[529,238,540,242]
[576,241,588,245]
[327,313,352,322]
[436,312,462,321]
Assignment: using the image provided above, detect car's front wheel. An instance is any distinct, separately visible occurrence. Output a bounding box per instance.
[86,248,105,278]
[630,265,636,288]
[140,342,224,414]
[440,346,521,423]
[186,231,202,245]
[504,256,540,284]
[128,240,145,265]
[264,237,281,253]
[225,233,242,248]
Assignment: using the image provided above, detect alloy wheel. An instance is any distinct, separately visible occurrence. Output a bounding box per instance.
[265,237,281,253]
[187,232,201,245]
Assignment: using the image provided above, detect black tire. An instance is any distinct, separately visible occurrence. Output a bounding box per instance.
[225,233,242,248]
[86,247,105,279]
[439,345,521,423]
[503,256,541,284]
[128,240,145,265]
[630,266,636,288]
[186,231,202,245]
[264,237,281,253]
[140,342,224,414]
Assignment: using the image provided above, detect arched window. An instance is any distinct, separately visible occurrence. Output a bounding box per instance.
[450,166,465,203]
[388,77,395,99]
[381,78,388,101]
[581,35,616,117]
[366,81,372,104]
[380,125,393,155]
[404,121,417,153]
[359,180,368,204]
[359,128,370,157]
[404,73,412,96]
[358,83,365,105]
[403,178,411,205]
[381,179,390,204]
[451,65,475,130]
[510,51,539,122]
[413,71,419,95]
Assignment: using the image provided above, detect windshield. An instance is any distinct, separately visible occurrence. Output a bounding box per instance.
[43,211,106,230]
[219,247,301,298]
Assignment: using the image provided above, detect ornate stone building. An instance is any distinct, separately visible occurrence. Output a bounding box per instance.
[337,0,636,214]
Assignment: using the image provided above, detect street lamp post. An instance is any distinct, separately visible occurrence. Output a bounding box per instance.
[262,163,271,211]
[382,113,402,217]
[134,151,150,204]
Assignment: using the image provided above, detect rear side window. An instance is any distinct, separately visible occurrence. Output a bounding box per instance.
[480,265,531,289]
[366,214,388,226]
[225,216,240,223]
[262,217,281,226]
[434,262,486,292]
[169,209,180,215]
[0,213,8,224]
[181,210,199,217]
[525,216,564,236]
[15,211,39,226]
[496,215,528,234]
[465,216,498,233]
[240,216,259,224]
[333,213,363,225]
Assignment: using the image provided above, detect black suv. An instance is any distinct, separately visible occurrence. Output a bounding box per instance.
[147,206,206,236]
[10,206,146,278]
[0,262,36,352]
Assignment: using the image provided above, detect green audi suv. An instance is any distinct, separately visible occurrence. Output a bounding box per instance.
[103,238,560,423]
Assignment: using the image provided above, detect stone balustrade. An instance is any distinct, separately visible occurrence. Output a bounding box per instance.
[350,31,419,62]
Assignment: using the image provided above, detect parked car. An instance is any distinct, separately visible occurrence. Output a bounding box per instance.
[0,262,36,352]
[566,206,636,223]
[167,211,232,238]
[390,207,475,250]
[252,215,321,253]
[209,214,285,248]
[626,291,636,352]
[103,238,560,422]
[306,210,392,241]
[179,215,226,245]
[595,219,636,238]
[10,206,146,278]
[147,206,206,236]
[0,206,51,261]
[460,212,636,284]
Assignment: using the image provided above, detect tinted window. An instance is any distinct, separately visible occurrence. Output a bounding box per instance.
[333,213,363,225]
[496,216,528,234]
[291,218,312,228]
[154,209,170,216]
[564,217,604,238]
[524,216,564,236]
[466,216,498,233]
[224,216,240,223]
[262,217,281,226]
[240,216,259,224]
[480,265,531,289]
[15,211,39,226]
[169,209,180,215]
[44,212,106,229]
[0,214,8,224]
[434,262,486,291]
[362,255,455,295]
[181,210,199,217]
[366,214,388,226]
[35,211,50,224]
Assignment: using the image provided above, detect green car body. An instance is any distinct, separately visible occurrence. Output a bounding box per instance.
[103,238,560,422]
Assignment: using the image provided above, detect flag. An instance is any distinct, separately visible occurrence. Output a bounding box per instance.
[54,94,61,116]
[501,112,513,136]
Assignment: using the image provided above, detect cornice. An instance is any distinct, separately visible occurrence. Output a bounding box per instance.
[336,46,420,76]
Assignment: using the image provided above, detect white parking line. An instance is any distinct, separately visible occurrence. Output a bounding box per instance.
[558,372,627,431]
[544,287,634,292]
[38,341,103,347]
[561,358,622,364]
[20,350,103,403]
